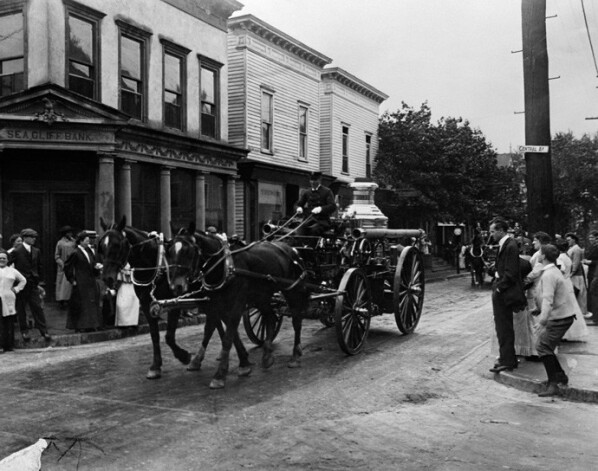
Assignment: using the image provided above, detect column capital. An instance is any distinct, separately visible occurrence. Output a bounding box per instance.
[98,154,115,164]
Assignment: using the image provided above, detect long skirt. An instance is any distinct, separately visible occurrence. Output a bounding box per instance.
[491,307,538,357]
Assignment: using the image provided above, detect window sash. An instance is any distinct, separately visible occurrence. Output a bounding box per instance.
[200,66,218,138]
[119,31,145,120]
[299,106,308,160]
[365,135,372,178]
[261,92,273,151]
[67,14,97,99]
[342,127,349,173]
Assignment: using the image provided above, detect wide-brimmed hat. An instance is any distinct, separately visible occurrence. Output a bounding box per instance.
[20,228,38,238]
[59,225,73,235]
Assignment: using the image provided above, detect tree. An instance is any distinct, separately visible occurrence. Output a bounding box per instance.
[374,102,525,228]
[551,131,598,237]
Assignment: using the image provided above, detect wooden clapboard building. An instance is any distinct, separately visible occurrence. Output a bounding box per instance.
[0,0,247,291]
[227,14,387,240]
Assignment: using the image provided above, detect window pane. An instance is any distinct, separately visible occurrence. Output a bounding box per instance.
[202,113,216,138]
[121,90,142,119]
[164,53,181,92]
[261,93,272,122]
[69,16,93,64]
[299,107,307,133]
[70,61,91,78]
[1,57,23,75]
[164,90,180,106]
[0,13,23,60]
[121,76,140,93]
[121,36,141,79]
[262,122,271,150]
[69,75,94,98]
[202,103,214,115]
[299,135,307,159]
[201,67,215,103]
[165,103,181,129]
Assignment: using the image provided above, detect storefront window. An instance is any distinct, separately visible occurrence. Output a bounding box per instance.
[131,163,160,230]
[258,182,284,227]
[170,168,195,230]
[205,174,224,231]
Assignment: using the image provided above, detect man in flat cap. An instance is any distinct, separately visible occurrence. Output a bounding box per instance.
[10,228,51,341]
[55,225,75,309]
[295,171,336,238]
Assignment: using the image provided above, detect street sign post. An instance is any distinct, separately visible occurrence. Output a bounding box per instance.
[518,145,549,153]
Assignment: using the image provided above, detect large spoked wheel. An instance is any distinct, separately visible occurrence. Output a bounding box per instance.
[242,300,285,346]
[335,268,372,355]
[393,246,425,334]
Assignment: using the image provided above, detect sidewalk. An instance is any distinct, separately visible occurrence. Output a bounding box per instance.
[12,301,201,349]
[493,316,598,403]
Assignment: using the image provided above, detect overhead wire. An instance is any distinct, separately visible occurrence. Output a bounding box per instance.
[580,0,598,76]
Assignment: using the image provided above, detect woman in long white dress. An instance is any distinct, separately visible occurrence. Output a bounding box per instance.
[115,264,139,328]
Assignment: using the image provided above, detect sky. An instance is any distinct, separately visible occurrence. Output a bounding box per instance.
[234,0,598,154]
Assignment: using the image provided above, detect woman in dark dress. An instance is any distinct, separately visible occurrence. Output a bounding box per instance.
[65,231,102,332]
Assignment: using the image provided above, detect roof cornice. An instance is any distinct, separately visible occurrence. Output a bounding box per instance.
[322,67,389,104]
[229,14,332,68]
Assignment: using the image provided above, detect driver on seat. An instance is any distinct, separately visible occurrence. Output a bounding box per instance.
[295,171,337,238]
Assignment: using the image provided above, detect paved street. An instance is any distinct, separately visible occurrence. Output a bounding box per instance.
[1,277,596,470]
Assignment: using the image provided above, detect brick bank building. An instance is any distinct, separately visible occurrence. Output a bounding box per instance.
[0,0,246,290]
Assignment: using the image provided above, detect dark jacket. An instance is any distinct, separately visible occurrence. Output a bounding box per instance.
[296,185,336,221]
[496,237,526,309]
[10,244,42,285]
[64,247,101,330]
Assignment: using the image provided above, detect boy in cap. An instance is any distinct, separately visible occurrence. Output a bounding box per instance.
[10,228,51,341]
[295,171,336,238]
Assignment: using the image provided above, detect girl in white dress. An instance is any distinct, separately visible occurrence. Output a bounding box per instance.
[115,263,140,327]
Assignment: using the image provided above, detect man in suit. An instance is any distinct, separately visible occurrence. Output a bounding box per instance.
[10,228,51,341]
[295,172,337,238]
[489,218,522,373]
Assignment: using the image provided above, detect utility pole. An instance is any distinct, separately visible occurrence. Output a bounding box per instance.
[521,0,554,235]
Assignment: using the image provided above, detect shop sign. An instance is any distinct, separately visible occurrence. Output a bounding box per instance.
[0,127,111,143]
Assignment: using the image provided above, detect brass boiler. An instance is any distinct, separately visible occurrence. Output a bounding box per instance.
[352,228,425,241]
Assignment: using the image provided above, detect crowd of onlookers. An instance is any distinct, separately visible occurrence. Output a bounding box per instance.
[487,218,595,397]
[0,226,139,353]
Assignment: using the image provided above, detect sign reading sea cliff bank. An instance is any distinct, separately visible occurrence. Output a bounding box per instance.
[0,128,107,142]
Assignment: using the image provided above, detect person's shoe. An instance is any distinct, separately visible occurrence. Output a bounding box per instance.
[555,372,569,385]
[583,312,593,319]
[490,363,517,373]
[538,382,560,397]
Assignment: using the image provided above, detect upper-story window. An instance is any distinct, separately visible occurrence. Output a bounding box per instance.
[199,56,222,139]
[261,90,273,153]
[298,105,308,161]
[342,125,350,174]
[0,10,24,97]
[161,39,189,131]
[117,21,151,121]
[65,2,104,100]
[365,133,372,178]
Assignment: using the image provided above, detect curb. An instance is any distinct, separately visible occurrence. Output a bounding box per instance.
[14,316,203,350]
[493,370,598,404]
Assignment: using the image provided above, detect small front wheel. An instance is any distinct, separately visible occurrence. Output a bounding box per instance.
[242,302,284,346]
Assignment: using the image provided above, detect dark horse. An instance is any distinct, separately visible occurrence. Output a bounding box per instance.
[168,223,310,389]
[98,216,191,379]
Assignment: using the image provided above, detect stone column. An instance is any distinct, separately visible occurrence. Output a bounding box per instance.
[118,160,134,225]
[160,166,173,239]
[226,175,236,235]
[195,171,206,231]
[97,154,115,228]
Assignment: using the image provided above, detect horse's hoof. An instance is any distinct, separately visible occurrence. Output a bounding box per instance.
[238,366,252,377]
[262,356,274,369]
[146,369,162,379]
[288,358,301,369]
[187,355,203,371]
[180,351,191,365]
[209,379,225,389]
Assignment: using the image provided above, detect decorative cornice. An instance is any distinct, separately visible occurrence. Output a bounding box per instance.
[33,98,68,125]
[322,67,389,104]
[161,0,243,32]
[229,14,332,68]
[117,139,237,169]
